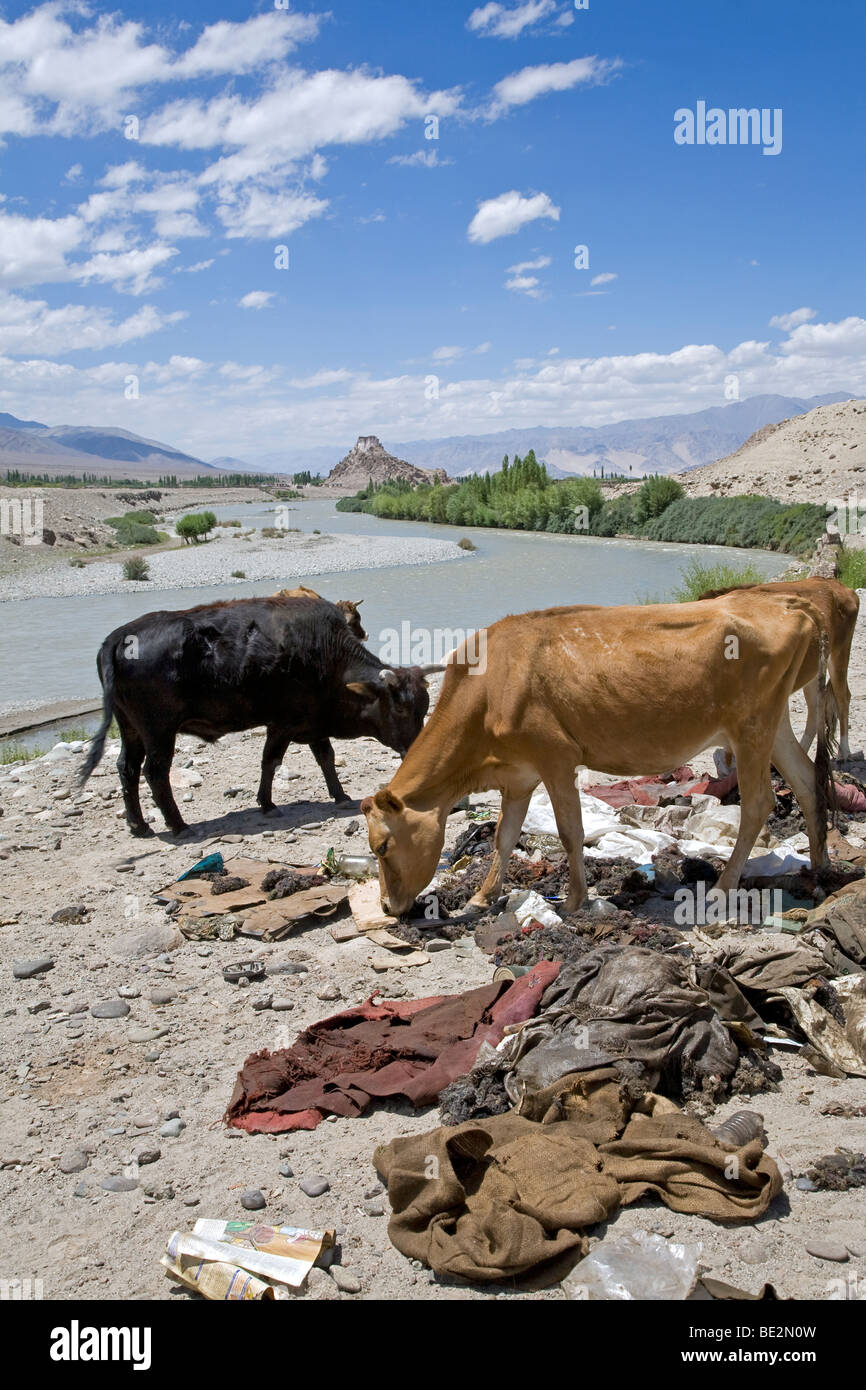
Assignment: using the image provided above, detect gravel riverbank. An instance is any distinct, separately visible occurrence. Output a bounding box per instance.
[0,529,468,602]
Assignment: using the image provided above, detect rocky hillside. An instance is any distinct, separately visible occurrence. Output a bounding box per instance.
[678,399,866,503]
[325,435,449,490]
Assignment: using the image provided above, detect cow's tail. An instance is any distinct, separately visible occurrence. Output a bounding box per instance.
[79,646,115,786]
[814,626,838,851]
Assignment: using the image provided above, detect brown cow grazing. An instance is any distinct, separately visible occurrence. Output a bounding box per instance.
[699,577,859,760]
[362,594,833,916]
[275,586,366,641]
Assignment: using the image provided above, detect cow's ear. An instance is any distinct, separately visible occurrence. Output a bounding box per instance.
[346,681,379,701]
[360,795,374,815]
[374,789,404,814]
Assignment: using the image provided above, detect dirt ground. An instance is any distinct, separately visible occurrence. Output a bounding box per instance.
[1,646,865,1303]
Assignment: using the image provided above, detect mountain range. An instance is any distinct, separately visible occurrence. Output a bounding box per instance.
[0,391,854,484]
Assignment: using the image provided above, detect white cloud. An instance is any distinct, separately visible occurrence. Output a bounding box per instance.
[506,273,542,298]
[175,259,214,274]
[468,190,559,244]
[433,345,465,361]
[217,189,328,239]
[489,57,621,114]
[63,163,83,184]
[2,317,863,457]
[780,316,866,357]
[238,291,274,310]
[0,211,84,289]
[467,2,557,39]
[508,255,551,273]
[590,271,617,286]
[288,368,354,388]
[0,291,183,356]
[387,149,453,167]
[78,244,178,296]
[770,307,817,332]
[0,7,323,131]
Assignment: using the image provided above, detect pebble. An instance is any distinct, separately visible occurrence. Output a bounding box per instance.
[134,1147,161,1166]
[252,995,273,1011]
[59,1150,89,1174]
[805,1240,849,1262]
[299,1176,330,1197]
[316,985,341,1002]
[118,986,141,999]
[51,904,88,923]
[13,957,54,980]
[364,1182,384,1199]
[144,1050,161,1062]
[129,1026,169,1044]
[73,1181,90,1198]
[739,1234,772,1264]
[100,1176,139,1192]
[279,1161,294,1178]
[241,1189,266,1210]
[132,1116,157,1129]
[271,999,295,1011]
[330,1267,361,1294]
[426,938,451,952]
[160,1119,186,1138]
[796,1176,819,1192]
[362,1198,385,1217]
[91,1000,130,1019]
[149,989,175,1005]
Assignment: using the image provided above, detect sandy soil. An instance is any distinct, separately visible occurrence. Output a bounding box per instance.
[1,654,865,1303]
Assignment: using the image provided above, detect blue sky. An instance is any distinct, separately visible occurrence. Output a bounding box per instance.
[0,0,863,464]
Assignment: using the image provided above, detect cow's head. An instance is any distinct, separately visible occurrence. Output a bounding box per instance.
[361,788,446,916]
[336,598,367,642]
[345,666,431,757]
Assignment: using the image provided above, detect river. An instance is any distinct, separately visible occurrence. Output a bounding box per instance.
[0,496,788,741]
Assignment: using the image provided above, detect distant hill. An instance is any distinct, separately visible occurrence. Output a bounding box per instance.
[678,398,866,503]
[325,435,449,489]
[0,418,220,480]
[253,392,851,480]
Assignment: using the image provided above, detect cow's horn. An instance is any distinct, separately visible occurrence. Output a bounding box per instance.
[379,668,399,686]
[417,664,447,674]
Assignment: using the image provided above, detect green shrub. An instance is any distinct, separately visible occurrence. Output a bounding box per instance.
[632,476,685,524]
[0,740,41,765]
[669,556,765,603]
[176,511,215,543]
[641,495,826,555]
[837,548,866,591]
[231,570,246,579]
[114,522,160,546]
[122,556,150,581]
[457,537,476,550]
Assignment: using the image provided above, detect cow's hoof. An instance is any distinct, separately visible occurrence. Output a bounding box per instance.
[128,822,154,838]
[467,892,493,911]
[335,797,353,807]
[169,825,191,839]
[260,805,282,817]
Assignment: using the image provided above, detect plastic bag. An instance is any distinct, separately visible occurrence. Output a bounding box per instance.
[562,1230,702,1301]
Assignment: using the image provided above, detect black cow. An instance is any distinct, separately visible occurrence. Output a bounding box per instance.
[80,595,436,837]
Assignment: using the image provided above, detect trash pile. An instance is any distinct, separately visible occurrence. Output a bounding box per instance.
[162,1219,334,1300]
[154,768,866,1296]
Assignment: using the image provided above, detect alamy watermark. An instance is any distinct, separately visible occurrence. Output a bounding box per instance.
[378,623,487,674]
[675,102,782,156]
[0,496,44,545]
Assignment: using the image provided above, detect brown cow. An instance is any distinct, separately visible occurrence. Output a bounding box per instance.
[275,586,367,641]
[361,594,833,916]
[699,577,859,760]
